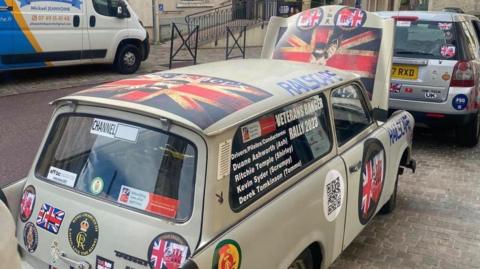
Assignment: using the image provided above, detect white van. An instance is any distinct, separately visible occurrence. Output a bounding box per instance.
[0,0,149,74]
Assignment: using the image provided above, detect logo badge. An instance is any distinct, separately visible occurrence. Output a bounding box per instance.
[211,239,242,269]
[148,233,190,269]
[20,185,36,222]
[68,212,99,256]
[23,222,38,253]
[335,8,367,30]
[296,8,324,30]
[452,94,468,111]
[36,203,65,234]
[90,177,104,195]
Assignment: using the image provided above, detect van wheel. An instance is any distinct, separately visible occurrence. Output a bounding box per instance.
[456,112,480,147]
[379,171,398,215]
[115,44,141,74]
[288,248,314,269]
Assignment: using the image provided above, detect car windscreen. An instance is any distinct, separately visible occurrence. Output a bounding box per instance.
[36,114,197,222]
[394,20,458,60]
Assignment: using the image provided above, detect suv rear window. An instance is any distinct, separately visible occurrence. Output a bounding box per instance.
[36,114,197,221]
[394,20,458,60]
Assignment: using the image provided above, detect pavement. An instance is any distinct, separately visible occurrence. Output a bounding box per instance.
[0,44,262,97]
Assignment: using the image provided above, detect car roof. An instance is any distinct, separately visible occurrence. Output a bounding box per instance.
[56,59,356,136]
[376,11,477,22]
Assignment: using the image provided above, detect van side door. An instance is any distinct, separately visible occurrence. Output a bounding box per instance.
[0,0,14,70]
[330,83,392,249]
[86,0,127,63]
[10,0,84,68]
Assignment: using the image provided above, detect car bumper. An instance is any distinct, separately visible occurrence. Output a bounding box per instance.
[389,110,475,128]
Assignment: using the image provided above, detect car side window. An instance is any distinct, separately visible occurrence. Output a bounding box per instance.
[460,21,477,58]
[92,0,119,17]
[331,84,372,146]
[470,20,480,51]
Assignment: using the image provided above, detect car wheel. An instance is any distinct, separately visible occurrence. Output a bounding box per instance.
[288,248,314,269]
[115,44,141,74]
[456,112,480,147]
[379,171,398,215]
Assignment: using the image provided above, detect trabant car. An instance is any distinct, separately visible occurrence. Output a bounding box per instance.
[0,6,416,269]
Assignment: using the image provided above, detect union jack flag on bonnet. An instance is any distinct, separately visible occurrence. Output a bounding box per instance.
[36,203,65,234]
[150,239,188,269]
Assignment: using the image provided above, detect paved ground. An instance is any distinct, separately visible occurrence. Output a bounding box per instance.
[0,45,262,97]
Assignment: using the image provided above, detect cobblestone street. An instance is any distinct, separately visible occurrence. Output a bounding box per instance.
[1,47,480,269]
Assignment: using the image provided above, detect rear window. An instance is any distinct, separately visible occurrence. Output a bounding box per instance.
[394,20,458,60]
[36,114,197,222]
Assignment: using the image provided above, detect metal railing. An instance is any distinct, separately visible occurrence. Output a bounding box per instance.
[184,0,280,45]
[169,23,199,69]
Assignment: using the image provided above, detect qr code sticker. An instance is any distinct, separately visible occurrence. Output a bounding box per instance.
[326,177,342,215]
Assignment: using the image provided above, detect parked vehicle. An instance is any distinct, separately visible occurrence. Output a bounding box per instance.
[0,6,415,269]
[0,0,149,74]
[442,7,464,14]
[378,11,480,146]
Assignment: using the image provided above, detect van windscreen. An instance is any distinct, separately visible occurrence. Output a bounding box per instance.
[394,21,458,60]
[36,114,197,221]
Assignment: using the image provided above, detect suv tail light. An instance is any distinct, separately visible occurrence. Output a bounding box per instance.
[450,60,476,87]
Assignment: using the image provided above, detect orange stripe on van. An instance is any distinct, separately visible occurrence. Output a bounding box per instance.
[11,1,53,67]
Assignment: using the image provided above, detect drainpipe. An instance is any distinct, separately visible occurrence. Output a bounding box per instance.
[152,0,159,44]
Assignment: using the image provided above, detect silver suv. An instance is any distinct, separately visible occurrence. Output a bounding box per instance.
[378,11,480,147]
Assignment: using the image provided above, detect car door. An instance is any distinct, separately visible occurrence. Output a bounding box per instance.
[10,0,84,68]
[330,83,391,249]
[0,0,13,70]
[86,0,127,63]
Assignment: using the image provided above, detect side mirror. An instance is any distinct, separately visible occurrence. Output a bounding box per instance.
[116,0,128,18]
[372,107,388,122]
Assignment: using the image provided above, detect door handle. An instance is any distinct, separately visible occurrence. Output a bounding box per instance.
[73,15,80,27]
[59,252,91,269]
[349,161,362,174]
[89,15,96,27]
[0,6,12,11]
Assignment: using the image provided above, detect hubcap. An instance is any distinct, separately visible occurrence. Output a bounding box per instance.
[123,52,136,67]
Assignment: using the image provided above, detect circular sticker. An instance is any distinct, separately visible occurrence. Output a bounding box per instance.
[23,222,38,253]
[334,7,367,30]
[323,170,345,222]
[148,233,190,269]
[358,139,386,225]
[211,239,242,269]
[89,177,104,195]
[440,44,456,59]
[452,94,468,111]
[68,212,99,256]
[296,7,324,30]
[20,185,36,222]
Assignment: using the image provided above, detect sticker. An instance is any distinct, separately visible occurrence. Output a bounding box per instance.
[442,72,451,81]
[323,170,345,222]
[47,166,77,187]
[36,203,65,234]
[438,22,452,30]
[440,44,456,58]
[444,31,453,40]
[404,87,413,93]
[241,115,277,143]
[276,70,343,96]
[425,92,437,99]
[218,139,233,180]
[389,83,401,93]
[118,185,178,218]
[297,8,324,30]
[20,185,36,222]
[335,8,367,30]
[96,256,114,269]
[211,239,242,269]
[68,212,99,256]
[396,21,411,27]
[452,94,468,110]
[114,250,148,266]
[50,240,61,264]
[90,118,139,143]
[387,114,412,145]
[23,222,38,253]
[358,139,386,225]
[90,177,104,195]
[148,233,190,269]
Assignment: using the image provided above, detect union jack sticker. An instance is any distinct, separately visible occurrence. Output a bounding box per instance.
[36,203,65,234]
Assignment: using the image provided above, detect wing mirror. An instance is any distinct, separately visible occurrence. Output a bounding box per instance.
[116,0,129,18]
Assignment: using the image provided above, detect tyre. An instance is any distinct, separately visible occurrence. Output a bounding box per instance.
[115,44,141,74]
[288,248,314,269]
[456,112,480,147]
[379,171,398,215]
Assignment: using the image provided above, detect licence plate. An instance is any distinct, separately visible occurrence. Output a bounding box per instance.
[391,64,419,80]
